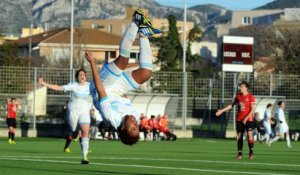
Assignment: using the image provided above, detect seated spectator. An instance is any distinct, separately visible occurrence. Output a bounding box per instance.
[89,109,98,140]
[157,114,177,141]
[98,121,117,140]
[148,115,159,140]
[253,112,265,141]
[140,113,151,140]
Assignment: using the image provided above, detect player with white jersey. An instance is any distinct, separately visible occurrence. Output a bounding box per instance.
[267,101,292,148]
[260,103,273,144]
[86,9,161,146]
[39,69,92,164]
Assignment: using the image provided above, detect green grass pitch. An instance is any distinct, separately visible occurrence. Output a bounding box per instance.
[0,138,299,175]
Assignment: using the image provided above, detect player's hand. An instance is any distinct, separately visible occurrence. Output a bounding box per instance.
[85,52,94,63]
[215,110,222,117]
[242,119,247,125]
[38,77,44,86]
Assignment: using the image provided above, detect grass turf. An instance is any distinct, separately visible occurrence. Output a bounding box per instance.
[0,137,299,175]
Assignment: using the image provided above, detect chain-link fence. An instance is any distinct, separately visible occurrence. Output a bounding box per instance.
[1,66,300,137]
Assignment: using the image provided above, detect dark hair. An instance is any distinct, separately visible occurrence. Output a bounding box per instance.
[11,98,16,101]
[118,127,139,146]
[117,115,139,146]
[267,103,272,108]
[75,69,86,82]
[278,101,284,106]
[239,81,250,89]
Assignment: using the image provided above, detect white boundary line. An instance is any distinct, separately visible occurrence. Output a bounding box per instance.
[0,156,291,175]
[1,156,300,168]
[0,157,292,175]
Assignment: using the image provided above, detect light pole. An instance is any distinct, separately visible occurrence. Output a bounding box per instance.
[182,0,187,131]
[70,0,74,82]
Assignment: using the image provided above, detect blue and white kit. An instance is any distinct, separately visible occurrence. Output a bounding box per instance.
[90,62,140,129]
[276,108,289,134]
[263,108,272,135]
[63,82,92,131]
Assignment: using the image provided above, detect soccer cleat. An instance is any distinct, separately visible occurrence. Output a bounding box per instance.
[11,140,16,144]
[132,9,152,27]
[8,139,12,144]
[81,158,89,164]
[236,154,242,160]
[138,26,162,37]
[64,147,71,153]
[249,153,254,160]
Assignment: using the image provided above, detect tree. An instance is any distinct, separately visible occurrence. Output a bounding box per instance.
[186,25,202,71]
[231,25,300,74]
[156,14,182,71]
[0,43,29,66]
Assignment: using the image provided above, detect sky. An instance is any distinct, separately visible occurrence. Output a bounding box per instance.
[155,0,275,10]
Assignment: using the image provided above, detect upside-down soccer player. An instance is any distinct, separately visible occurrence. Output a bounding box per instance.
[85,9,161,146]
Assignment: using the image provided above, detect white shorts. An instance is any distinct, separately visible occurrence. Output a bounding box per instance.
[279,122,289,134]
[67,108,91,132]
[90,62,138,100]
[263,121,272,135]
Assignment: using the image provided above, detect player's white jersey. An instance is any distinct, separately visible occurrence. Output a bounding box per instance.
[276,108,287,124]
[263,108,272,134]
[276,108,289,134]
[94,96,139,129]
[263,109,272,124]
[63,82,92,110]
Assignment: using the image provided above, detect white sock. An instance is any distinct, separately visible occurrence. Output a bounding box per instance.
[81,137,89,159]
[139,37,153,70]
[120,22,138,58]
[265,134,270,143]
[286,134,291,147]
[269,135,280,144]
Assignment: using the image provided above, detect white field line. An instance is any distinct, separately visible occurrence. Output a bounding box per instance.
[1,155,300,168]
[0,157,293,175]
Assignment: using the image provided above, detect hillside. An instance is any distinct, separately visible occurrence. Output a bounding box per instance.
[255,0,300,9]
[0,0,230,41]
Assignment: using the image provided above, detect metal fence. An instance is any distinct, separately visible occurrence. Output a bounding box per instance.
[1,66,300,136]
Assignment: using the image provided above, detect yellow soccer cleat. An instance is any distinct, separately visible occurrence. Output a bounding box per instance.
[64,147,71,153]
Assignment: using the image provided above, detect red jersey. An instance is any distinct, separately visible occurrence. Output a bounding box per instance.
[148,118,158,129]
[7,103,17,119]
[234,93,255,122]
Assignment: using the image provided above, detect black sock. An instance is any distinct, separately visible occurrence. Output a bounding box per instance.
[64,136,72,149]
[237,139,243,155]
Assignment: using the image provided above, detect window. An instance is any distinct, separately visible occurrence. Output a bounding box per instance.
[130,52,138,60]
[105,51,117,61]
[242,16,251,25]
[91,24,104,29]
[108,24,113,33]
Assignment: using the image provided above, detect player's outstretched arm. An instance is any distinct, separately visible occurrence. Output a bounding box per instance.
[38,77,64,91]
[84,52,107,99]
[215,104,233,117]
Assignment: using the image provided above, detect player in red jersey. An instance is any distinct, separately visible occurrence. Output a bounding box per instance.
[6,98,20,144]
[216,81,256,160]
